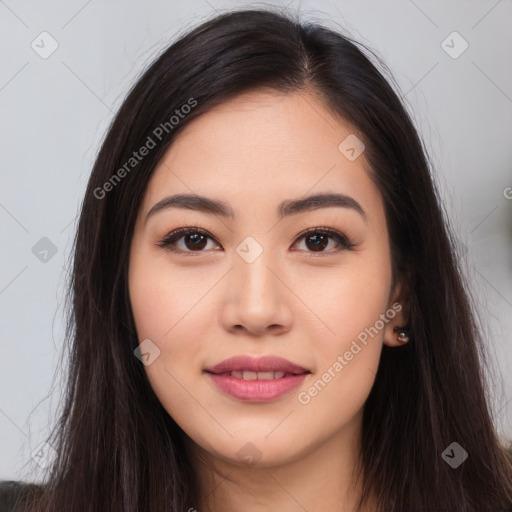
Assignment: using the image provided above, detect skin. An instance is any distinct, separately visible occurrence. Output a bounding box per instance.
[128,89,408,511]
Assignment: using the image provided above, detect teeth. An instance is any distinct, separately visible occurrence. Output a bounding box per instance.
[224,370,289,380]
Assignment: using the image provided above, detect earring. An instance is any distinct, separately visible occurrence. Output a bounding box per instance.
[393,325,410,344]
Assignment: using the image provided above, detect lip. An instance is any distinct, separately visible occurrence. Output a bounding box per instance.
[204,355,310,375]
[206,373,309,402]
[204,355,311,402]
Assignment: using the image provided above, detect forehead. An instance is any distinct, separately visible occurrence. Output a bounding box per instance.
[139,90,384,224]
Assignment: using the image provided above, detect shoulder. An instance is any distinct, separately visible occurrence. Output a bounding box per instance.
[0,480,42,512]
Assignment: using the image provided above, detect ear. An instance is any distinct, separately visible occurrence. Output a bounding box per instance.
[383,273,410,348]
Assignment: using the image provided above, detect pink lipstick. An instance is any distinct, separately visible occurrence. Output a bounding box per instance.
[204,355,310,402]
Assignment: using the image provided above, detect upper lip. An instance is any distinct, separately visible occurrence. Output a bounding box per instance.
[205,355,310,375]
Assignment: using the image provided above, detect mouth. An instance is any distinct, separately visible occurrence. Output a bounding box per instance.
[204,355,311,402]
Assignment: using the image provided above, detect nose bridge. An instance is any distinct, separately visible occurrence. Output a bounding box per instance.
[234,237,279,303]
[223,234,289,331]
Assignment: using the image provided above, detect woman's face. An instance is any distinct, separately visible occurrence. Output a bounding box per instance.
[128,89,406,469]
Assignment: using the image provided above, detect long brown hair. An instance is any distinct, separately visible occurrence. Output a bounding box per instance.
[15,6,512,511]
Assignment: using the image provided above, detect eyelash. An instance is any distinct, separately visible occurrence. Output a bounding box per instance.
[156,226,357,256]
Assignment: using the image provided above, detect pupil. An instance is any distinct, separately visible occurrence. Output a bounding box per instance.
[186,233,207,250]
[307,234,327,251]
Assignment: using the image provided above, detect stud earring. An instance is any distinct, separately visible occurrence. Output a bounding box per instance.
[393,325,410,344]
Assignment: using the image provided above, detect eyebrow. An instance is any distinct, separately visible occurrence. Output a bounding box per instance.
[144,192,367,225]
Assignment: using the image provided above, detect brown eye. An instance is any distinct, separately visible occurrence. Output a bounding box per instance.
[157,227,220,253]
[304,233,329,252]
[182,232,208,250]
[292,227,356,254]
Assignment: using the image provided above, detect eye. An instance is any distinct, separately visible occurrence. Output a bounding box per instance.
[157,226,356,255]
[291,227,356,255]
[157,227,221,254]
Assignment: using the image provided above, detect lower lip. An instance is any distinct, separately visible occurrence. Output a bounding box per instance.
[206,372,309,402]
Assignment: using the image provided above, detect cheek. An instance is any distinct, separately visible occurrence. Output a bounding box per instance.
[300,246,391,399]
[300,250,392,350]
[297,268,388,426]
[128,265,205,427]
[128,250,212,407]
[129,268,207,373]
[128,245,210,339]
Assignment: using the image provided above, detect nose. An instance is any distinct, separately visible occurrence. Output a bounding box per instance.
[220,249,293,337]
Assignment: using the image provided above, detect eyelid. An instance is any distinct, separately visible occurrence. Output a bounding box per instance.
[294,226,355,245]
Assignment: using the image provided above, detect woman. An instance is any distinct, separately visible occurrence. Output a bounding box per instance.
[2,7,512,512]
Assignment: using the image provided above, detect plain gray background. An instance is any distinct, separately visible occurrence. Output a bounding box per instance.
[1,0,511,482]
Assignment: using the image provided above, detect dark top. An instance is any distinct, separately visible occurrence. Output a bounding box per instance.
[2,479,512,511]
[0,481,41,512]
